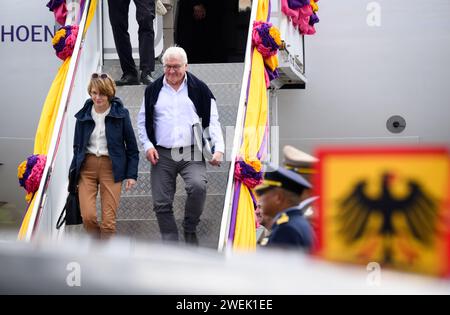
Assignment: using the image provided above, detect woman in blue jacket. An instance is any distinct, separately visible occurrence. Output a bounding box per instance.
[70,73,139,239]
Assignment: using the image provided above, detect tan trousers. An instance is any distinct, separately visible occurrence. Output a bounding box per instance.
[78,154,122,239]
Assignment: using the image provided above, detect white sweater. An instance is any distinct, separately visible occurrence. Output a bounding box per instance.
[86,106,111,157]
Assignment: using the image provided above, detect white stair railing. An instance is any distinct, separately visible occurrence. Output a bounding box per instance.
[218,0,309,251]
[217,0,260,252]
[21,0,103,241]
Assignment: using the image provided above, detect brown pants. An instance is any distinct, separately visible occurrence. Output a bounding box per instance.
[78,154,122,239]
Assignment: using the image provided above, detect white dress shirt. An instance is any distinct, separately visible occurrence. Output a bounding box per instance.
[137,76,225,153]
[86,106,110,157]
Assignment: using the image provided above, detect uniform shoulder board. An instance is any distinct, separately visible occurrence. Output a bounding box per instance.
[276,213,289,225]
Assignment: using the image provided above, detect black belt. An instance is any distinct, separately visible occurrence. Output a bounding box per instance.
[156,145,195,152]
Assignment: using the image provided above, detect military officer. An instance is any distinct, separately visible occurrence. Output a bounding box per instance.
[255,164,314,250]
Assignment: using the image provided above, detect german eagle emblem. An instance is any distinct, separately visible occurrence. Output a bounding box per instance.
[338,173,439,264]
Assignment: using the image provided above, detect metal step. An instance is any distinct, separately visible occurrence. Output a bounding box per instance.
[115,215,221,248]
[103,60,244,85]
[96,194,225,247]
[101,61,244,248]
[116,84,242,109]
[116,194,224,221]
[121,171,229,197]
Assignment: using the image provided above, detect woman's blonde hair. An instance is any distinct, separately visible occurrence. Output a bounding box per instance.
[87,73,116,101]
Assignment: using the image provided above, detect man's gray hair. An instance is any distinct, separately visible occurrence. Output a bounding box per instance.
[162,46,188,65]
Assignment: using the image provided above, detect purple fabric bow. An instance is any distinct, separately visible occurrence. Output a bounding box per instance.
[53,25,72,53]
[288,0,310,9]
[256,22,279,52]
[237,161,263,180]
[266,66,280,81]
[234,161,263,189]
[309,13,320,26]
[19,155,39,187]
[46,0,65,11]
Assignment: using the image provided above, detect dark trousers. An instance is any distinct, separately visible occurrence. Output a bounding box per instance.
[151,146,207,241]
[108,0,155,76]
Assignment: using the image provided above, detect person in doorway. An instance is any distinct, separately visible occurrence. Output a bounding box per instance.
[137,46,225,245]
[70,73,139,239]
[175,0,225,63]
[108,0,156,85]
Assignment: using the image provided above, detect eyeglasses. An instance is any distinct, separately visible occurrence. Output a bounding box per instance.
[91,73,108,79]
[163,64,184,71]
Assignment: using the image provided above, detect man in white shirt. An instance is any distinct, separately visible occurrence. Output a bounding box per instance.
[137,47,224,245]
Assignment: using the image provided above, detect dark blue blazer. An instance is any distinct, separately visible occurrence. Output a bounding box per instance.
[267,207,314,250]
[70,97,139,183]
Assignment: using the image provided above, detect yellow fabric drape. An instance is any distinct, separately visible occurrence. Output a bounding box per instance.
[239,50,268,160]
[84,0,98,35]
[256,0,270,21]
[34,59,71,154]
[233,185,257,250]
[18,0,98,240]
[233,0,270,250]
[264,55,279,72]
[34,0,98,154]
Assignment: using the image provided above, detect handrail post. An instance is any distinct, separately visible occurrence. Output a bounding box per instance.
[21,0,94,241]
[217,0,261,252]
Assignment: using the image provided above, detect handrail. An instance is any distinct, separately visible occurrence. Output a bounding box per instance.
[217,0,260,252]
[20,0,94,241]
